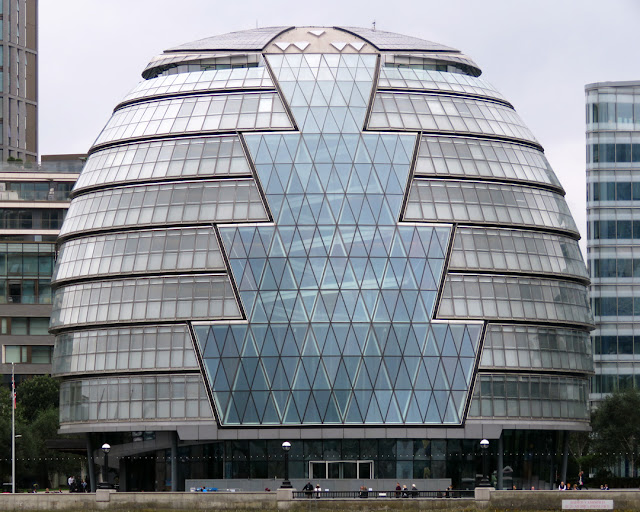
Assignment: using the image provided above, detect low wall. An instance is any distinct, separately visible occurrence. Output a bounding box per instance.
[491,489,633,510]
[184,478,451,492]
[0,489,634,511]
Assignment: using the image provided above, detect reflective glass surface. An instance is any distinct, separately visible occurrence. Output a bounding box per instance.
[415,136,561,188]
[0,242,54,304]
[50,275,240,329]
[60,374,212,423]
[468,374,588,420]
[592,294,640,317]
[589,181,640,202]
[94,92,292,146]
[369,93,536,143]
[194,53,482,426]
[439,275,592,326]
[0,209,66,230]
[591,256,640,279]
[587,139,640,166]
[74,136,251,192]
[53,227,225,283]
[123,66,274,102]
[586,85,640,131]
[593,373,640,394]
[0,180,74,201]
[59,180,268,238]
[480,325,593,372]
[405,180,578,236]
[378,67,505,101]
[450,227,588,279]
[593,332,640,355]
[590,219,640,240]
[0,242,54,278]
[53,325,199,375]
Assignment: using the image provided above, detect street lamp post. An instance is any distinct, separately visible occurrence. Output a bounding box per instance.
[479,439,490,487]
[281,441,292,489]
[101,443,111,488]
[11,363,15,494]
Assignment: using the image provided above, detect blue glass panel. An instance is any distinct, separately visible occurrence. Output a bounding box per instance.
[194,52,483,425]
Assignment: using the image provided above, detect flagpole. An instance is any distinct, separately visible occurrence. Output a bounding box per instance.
[11,362,15,494]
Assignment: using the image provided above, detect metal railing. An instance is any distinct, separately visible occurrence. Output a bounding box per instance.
[293,489,474,499]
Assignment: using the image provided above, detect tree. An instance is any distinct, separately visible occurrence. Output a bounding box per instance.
[0,375,81,488]
[16,375,59,422]
[20,407,79,487]
[591,388,640,476]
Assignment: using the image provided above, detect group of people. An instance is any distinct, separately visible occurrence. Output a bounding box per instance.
[558,471,590,491]
[395,483,419,497]
[67,475,89,493]
[301,482,323,497]
[557,482,582,490]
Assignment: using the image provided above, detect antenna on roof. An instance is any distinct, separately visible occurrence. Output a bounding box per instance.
[372,21,376,31]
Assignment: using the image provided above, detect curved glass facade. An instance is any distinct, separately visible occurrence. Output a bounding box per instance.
[405,180,579,235]
[53,325,199,375]
[74,136,252,192]
[378,67,506,101]
[53,227,225,282]
[52,27,593,490]
[450,227,587,279]
[94,92,293,147]
[415,136,561,187]
[369,92,536,142]
[59,179,268,238]
[123,65,274,103]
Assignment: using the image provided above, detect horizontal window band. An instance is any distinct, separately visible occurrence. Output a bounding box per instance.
[376,87,513,109]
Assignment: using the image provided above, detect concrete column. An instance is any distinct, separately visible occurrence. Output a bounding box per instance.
[497,434,504,490]
[171,431,179,492]
[561,430,569,484]
[119,456,127,492]
[86,434,96,492]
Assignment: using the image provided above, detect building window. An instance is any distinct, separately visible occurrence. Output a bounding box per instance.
[0,317,49,335]
[0,279,51,304]
[0,209,66,230]
[4,345,52,364]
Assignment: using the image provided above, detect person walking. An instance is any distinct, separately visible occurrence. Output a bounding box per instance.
[578,470,587,490]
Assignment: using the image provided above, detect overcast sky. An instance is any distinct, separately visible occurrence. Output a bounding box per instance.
[39,0,640,252]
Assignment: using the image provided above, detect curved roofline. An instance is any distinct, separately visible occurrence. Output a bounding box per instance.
[585,80,640,90]
[165,26,294,53]
[335,26,459,53]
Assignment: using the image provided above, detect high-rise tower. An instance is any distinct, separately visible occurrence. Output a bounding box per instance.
[0,0,37,162]
[587,81,640,401]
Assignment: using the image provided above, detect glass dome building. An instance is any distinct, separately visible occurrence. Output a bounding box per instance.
[51,26,592,491]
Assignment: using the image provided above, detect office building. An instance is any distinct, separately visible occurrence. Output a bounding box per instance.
[0,154,81,385]
[0,0,38,162]
[587,81,640,400]
[51,27,593,491]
